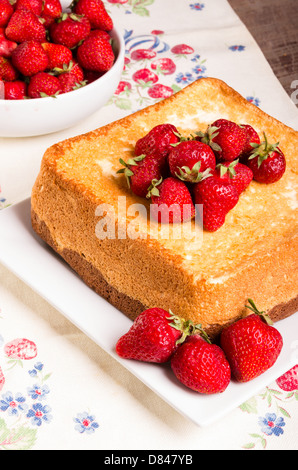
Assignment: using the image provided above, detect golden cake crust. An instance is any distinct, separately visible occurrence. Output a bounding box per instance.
[31,77,298,337]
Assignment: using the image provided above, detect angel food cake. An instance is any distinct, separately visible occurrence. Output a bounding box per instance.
[31,78,298,339]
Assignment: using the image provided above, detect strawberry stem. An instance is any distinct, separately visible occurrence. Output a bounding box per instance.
[167,310,212,345]
[245,298,274,325]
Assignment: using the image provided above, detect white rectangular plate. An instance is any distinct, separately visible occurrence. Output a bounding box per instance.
[0,199,297,427]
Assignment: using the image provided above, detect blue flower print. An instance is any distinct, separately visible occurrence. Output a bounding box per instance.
[246,96,260,107]
[258,413,285,437]
[190,3,205,11]
[27,383,50,401]
[0,391,28,416]
[74,412,99,434]
[28,362,44,377]
[192,64,207,77]
[27,403,52,426]
[229,45,246,52]
[176,72,194,85]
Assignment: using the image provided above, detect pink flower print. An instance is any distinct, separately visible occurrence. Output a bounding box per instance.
[151,57,176,75]
[148,84,174,99]
[132,68,159,84]
[131,49,157,60]
[276,365,298,392]
[171,44,195,56]
[4,338,37,361]
[0,366,5,392]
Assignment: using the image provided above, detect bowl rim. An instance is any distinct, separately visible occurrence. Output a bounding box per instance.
[0,25,125,106]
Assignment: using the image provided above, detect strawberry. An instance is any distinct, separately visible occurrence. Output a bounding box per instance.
[0,36,17,58]
[58,69,85,93]
[215,159,253,195]
[0,0,14,28]
[72,0,113,31]
[220,299,283,383]
[49,12,91,49]
[148,177,196,224]
[4,80,27,99]
[12,40,49,77]
[171,334,231,394]
[135,123,180,166]
[15,0,43,15]
[41,42,72,70]
[0,366,5,391]
[40,0,62,27]
[193,174,239,231]
[27,71,62,97]
[276,365,298,392]
[76,34,114,72]
[5,9,47,43]
[4,338,38,360]
[246,133,286,184]
[0,78,4,98]
[198,119,247,162]
[0,56,19,80]
[117,154,166,198]
[241,123,261,155]
[88,28,111,41]
[168,140,216,183]
[116,308,202,363]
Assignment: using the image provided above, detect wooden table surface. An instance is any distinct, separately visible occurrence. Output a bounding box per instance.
[228,0,298,102]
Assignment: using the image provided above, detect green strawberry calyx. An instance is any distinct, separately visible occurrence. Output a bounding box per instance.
[245,298,274,326]
[195,125,222,153]
[248,133,281,168]
[116,154,146,188]
[175,162,212,183]
[216,159,239,178]
[167,310,212,345]
[146,177,163,199]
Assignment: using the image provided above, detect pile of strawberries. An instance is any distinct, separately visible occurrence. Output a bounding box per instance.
[118,119,286,231]
[116,300,284,394]
[0,0,115,99]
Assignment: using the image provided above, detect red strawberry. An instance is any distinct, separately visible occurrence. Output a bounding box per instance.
[276,365,298,392]
[246,133,286,184]
[58,69,85,93]
[148,177,196,224]
[171,334,231,394]
[27,71,62,97]
[88,28,111,41]
[49,13,91,49]
[130,48,156,61]
[168,140,216,183]
[76,35,114,72]
[15,0,43,15]
[4,80,27,99]
[116,308,202,363]
[40,0,62,26]
[4,338,38,360]
[0,56,19,80]
[135,123,180,166]
[41,42,72,70]
[171,44,194,55]
[0,366,5,391]
[12,40,49,77]
[117,154,166,198]
[220,299,283,383]
[193,174,239,231]
[0,35,17,58]
[0,0,14,28]
[198,119,247,162]
[241,123,261,155]
[214,160,253,194]
[5,9,47,43]
[72,0,113,31]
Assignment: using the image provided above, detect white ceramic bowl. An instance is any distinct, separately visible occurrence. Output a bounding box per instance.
[0,26,125,137]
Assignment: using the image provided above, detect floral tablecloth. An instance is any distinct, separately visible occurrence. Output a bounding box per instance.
[0,0,298,451]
